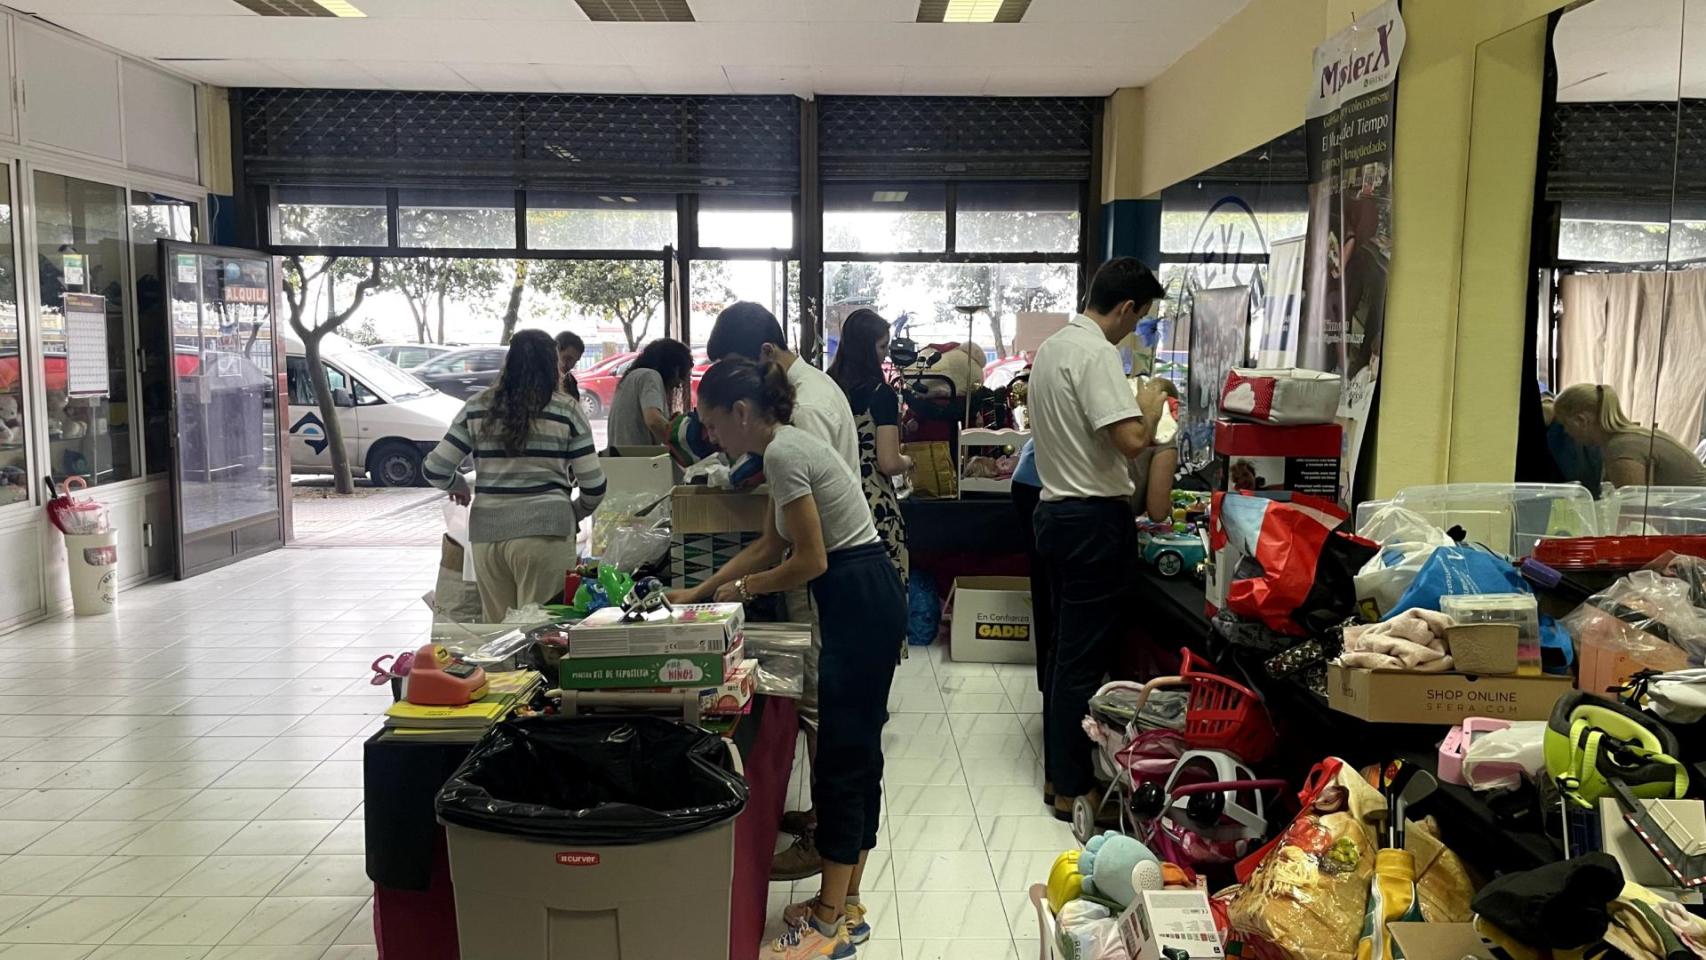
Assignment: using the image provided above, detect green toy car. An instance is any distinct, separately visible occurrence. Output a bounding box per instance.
[1139,529,1208,579]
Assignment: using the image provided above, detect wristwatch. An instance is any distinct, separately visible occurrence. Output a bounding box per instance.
[735,576,754,603]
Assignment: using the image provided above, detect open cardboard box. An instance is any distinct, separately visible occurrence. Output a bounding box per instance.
[1328,662,1571,723]
[1388,923,1494,960]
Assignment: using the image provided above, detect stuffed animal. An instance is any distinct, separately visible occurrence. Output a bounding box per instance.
[0,394,19,445]
[899,340,987,400]
[1047,849,1086,913]
[1079,831,1162,909]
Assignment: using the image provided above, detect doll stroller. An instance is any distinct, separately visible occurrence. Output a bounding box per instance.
[1074,649,1278,846]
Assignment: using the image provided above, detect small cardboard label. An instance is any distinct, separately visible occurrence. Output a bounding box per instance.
[555,852,600,867]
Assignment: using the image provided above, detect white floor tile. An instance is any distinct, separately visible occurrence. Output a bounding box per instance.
[164,857,303,899]
[890,851,997,892]
[87,944,214,958]
[215,822,338,858]
[217,897,364,947]
[268,856,369,898]
[118,823,247,858]
[896,891,1013,940]
[105,898,261,947]
[63,857,206,898]
[0,896,154,944]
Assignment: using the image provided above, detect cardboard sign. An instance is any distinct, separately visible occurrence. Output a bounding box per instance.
[1328,662,1571,723]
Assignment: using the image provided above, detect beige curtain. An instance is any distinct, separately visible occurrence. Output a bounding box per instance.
[1559,268,1706,445]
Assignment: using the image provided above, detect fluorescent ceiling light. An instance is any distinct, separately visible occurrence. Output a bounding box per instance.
[597,195,617,203]
[945,0,1002,21]
[871,190,910,203]
[917,0,1029,23]
[313,0,365,15]
[619,196,639,203]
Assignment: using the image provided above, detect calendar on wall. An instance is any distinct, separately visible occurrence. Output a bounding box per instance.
[63,293,109,398]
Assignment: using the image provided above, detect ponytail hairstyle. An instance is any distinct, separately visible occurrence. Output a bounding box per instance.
[697,356,795,425]
[1555,382,1643,438]
[481,329,560,457]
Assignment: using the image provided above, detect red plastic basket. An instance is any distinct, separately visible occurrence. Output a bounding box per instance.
[1178,649,1275,762]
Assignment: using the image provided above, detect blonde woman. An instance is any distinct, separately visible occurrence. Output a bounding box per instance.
[1553,383,1706,487]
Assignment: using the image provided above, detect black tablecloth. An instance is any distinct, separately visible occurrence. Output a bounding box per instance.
[901,497,1027,555]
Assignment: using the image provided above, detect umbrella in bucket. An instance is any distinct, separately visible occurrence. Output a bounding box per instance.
[43,476,108,535]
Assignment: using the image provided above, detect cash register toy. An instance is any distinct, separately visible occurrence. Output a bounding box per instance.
[404,643,488,706]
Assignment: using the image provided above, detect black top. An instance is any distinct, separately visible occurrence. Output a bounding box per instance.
[846,381,899,426]
[561,372,581,400]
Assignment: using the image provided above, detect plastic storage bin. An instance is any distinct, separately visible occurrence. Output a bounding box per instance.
[1439,593,1542,675]
[436,716,748,960]
[1598,486,1706,536]
[1378,483,1599,558]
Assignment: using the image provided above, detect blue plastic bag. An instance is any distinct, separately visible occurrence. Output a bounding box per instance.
[1385,542,1526,618]
[907,574,940,647]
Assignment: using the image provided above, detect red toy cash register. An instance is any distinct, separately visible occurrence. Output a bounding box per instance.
[404,643,488,706]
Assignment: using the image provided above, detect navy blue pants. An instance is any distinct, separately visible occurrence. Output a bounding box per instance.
[809,542,906,866]
[1034,497,1138,798]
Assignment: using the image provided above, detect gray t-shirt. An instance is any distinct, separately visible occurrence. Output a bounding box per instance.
[608,367,669,449]
[1607,430,1706,486]
[765,424,879,553]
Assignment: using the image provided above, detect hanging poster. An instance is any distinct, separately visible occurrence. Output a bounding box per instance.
[63,293,109,397]
[1300,0,1404,503]
[1184,285,1253,466]
[1258,235,1307,367]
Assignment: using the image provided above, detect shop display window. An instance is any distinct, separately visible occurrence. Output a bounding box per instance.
[824,260,1074,361]
[34,171,134,488]
[824,183,947,254]
[131,190,199,479]
[0,172,21,507]
[526,191,676,251]
[399,188,516,249]
[273,186,388,247]
[690,259,800,356]
[955,181,1081,254]
[697,194,795,250]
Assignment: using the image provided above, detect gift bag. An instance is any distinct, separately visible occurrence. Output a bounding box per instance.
[1212,492,1374,636]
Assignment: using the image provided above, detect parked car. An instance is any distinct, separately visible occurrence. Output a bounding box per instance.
[983,354,1031,390]
[283,332,460,486]
[575,351,637,419]
[368,342,455,369]
[409,346,509,400]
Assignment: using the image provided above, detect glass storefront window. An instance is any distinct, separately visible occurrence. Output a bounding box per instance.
[1160,181,1309,257]
[824,183,947,254]
[399,188,516,249]
[526,192,676,250]
[824,260,1074,362]
[35,172,133,488]
[955,182,1081,254]
[697,194,795,249]
[689,259,799,355]
[131,191,199,478]
[0,172,20,507]
[273,186,387,246]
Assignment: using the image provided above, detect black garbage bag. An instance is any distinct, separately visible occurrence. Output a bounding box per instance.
[435,715,748,846]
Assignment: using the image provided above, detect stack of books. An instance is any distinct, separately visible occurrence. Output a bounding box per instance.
[382,669,544,740]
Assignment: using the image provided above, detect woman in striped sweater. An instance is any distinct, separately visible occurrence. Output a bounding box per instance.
[425,329,607,621]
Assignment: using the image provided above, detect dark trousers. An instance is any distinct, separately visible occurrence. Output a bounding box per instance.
[1012,482,1055,694]
[810,542,906,865]
[1033,497,1138,798]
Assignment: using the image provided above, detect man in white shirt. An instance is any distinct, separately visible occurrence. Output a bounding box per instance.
[705,301,866,881]
[1028,257,1167,821]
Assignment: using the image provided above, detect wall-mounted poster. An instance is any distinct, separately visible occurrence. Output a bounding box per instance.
[63,293,109,398]
[1299,0,1405,503]
[1184,285,1253,467]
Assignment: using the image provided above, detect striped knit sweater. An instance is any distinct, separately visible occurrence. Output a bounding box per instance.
[424,390,607,544]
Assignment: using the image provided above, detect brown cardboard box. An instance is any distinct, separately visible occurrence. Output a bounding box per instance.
[1328,662,1571,723]
[670,485,769,534]
[1387,923,1493,960]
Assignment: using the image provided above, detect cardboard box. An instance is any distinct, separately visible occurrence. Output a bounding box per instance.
[567,602,745,658]
[1117,889,1223,960]
[671,485,769,535]
[1387,923,1493,960]
[671,531,760,588]
[599,447,678,504]
[949,576,1036,664]
[1328,662,1572,723]
[1213,419,1342,501]
[558,640,744,691]
[643,658,757,715]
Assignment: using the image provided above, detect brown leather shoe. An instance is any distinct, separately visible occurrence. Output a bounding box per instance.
[1043,782,1056,808]
[771,829,823,881]
[779,810,815,836]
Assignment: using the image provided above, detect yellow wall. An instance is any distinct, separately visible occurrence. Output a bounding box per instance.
[1130,0,1570,496]
[1102,88,1146,203]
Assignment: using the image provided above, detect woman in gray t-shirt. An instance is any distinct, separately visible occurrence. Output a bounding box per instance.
[607,338,693,449]
[670,357,903,956]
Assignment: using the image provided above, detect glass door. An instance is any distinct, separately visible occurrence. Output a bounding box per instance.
[160,240,285,578]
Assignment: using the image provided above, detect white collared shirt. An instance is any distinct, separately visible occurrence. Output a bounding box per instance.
[1029,313,1143,501]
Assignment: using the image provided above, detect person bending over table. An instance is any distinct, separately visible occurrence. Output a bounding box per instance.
[1028,257,1167,823]
[668,357,904,960]
[608,337,693,448]
[1553,382,1706,488]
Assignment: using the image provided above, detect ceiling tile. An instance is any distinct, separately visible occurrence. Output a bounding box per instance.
[690,0,916,22]
[261,58,382,87]
[982,65,1113,96]
[810,66,906,95]
[900,66,990,95]
[537,62,647,93]
[446,62,557,91]
[23,0,249,14]
[351,0,589,17]
[638,64,735,94]
[359,61,476,90]
[721,64,815,95]
[163,59,299,86]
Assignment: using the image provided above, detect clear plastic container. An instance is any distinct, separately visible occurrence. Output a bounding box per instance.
[1440,592,1542,676]
[1380,483,1599,558]
[1597,486,1706,536]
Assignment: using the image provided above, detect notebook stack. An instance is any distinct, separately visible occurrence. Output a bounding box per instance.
[382,669,545,740]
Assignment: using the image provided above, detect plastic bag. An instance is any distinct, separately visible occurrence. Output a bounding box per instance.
[744,622,811,699]
[1562,570,1701,693]
[435,715,748,846]
[1353,506,1452,620]
[1385,542,1526,620]
[589,493,665,561]
[1212,492,1374,637]
[1646,668,1706,724]
[603,522,671,575]
[1461,721,1546,792]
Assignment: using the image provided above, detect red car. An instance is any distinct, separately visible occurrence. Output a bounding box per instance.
[574,351,637,419]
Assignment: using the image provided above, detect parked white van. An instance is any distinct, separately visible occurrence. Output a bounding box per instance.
[282,331,463,486]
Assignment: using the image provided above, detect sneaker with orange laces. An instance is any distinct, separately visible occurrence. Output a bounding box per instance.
[765,907,853,960]
[843,900,870,944]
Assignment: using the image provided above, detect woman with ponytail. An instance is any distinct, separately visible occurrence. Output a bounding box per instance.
[671,357,904,959]
[1554,382,1706,487]
[424,329,607,619]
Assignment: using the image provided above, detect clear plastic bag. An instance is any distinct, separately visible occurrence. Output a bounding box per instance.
[603,522,671,575]
[1461,721,1546,792]
[588,492,668,561]
[744,623,811,699]
[1562,569,1706,664]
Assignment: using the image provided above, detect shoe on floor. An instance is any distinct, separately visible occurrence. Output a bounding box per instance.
[780,810,815,836]
[1043,781,1056,808]
[844,901,870,944]
[771,830,824,881]
[766,910,853,960]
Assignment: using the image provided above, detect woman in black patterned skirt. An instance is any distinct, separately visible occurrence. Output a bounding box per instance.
[827,308,911,593]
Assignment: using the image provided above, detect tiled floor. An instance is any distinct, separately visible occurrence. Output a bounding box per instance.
[1,542,1065,960]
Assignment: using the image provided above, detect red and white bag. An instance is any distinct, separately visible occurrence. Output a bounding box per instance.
[1220,368,1341,425]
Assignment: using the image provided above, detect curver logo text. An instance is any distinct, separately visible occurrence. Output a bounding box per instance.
[555,852,600,866]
